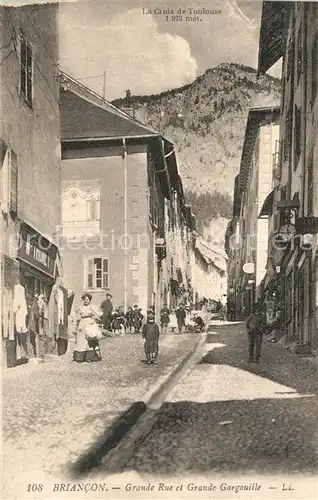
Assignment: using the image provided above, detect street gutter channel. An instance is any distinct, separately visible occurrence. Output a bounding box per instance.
[97,333,207,474]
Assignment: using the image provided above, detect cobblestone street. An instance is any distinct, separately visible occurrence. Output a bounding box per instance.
[2,331,200,499]
[123,323,318,479]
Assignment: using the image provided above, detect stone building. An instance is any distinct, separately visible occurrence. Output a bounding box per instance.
[0,4,65,367]
[257,1,318,351]
[59,73,192,319]
[225,106,280,319]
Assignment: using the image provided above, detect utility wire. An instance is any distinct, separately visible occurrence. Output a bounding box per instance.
[4,8,59,106]
[0,49,15,65]
[24,11,56,63]
[77,74,105,80]
[0,39,14,51]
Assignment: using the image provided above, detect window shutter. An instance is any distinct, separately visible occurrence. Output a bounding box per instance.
[1,140,9,212]
[9,150,18,214]
[87,258,93,288]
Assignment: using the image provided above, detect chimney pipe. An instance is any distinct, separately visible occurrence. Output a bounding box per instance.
[126,89,131,108]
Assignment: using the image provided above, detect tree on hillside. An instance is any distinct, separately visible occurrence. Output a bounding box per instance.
[185,190,233,234]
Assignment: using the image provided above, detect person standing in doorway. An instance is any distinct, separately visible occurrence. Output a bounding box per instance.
[246,301,267,363]
[176,303,186,334]
[100,292,113,332]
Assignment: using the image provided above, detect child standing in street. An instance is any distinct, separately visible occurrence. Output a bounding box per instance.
[142,312,160,364]
[246,301,267,363]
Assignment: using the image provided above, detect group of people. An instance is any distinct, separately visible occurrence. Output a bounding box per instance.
[72,291,207,365]
[160,304,206,334]
[100,293,151,335]
[72,292,160,365]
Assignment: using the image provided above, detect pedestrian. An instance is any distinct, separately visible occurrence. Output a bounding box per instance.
[125,306,134,333]
[193,313,205,332]
[246,301,267,363]
[142,312,160,364]
[132,305,143,334]
[100,292,113,332]
[176,303,186,334]
[73,293,103,363]
[160,304,170,334]
[111,308,125,335]
[169,309,178,332]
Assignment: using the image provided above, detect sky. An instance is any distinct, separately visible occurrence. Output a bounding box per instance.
[10,0,282,100]
[58,0,284,100]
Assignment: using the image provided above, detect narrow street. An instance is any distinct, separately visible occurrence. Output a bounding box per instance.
[3,323,318,500]
[123,323,318,478]
[2,331,201,499]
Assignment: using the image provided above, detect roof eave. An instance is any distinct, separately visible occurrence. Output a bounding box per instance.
[257,1,291,75]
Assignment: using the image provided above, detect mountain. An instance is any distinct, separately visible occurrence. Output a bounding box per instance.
[113,62,281,242]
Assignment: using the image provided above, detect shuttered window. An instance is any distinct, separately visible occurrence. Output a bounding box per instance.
[307,151,313,216]
[294,104,301,169]
[9,150,18,214]
[86,257,109,289]
[0,143,18,215]
[312,32,317,105]
[20,33,33,106]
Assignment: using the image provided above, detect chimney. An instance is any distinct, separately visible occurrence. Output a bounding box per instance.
[126,89,131,108]
[123,89,135,118]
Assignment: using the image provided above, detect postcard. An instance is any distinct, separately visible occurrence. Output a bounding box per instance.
[1,0,317,499]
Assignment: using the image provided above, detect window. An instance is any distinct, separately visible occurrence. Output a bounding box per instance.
[87,257,109,289]
[10,150,18,214]
[307,151,314,216]
[286,39,294,82]
[284,103,293,163]
[297,25,302,84]
[294,104,301,169]
[20,33,33,106]
[0,141,18,215]
[312,32,317,105]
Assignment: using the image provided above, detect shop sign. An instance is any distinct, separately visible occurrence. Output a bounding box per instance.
[18,223,57,277]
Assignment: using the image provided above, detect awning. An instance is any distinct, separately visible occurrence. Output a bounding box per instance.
[258,1,292,74]
[259,189,275,218]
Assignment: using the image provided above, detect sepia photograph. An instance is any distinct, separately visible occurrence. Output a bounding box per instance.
[0,0,317,498]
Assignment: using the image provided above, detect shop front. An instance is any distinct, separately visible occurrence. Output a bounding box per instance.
[2,221,68,368]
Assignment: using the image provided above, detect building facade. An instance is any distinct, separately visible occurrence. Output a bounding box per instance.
[59,73,192,319]
[225,107,280,319]
[258,1,318,351]
[194,237,227,306]
[0,4,65,367]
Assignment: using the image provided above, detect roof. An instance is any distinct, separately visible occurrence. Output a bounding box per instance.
[239,106,280,194]
[195,238,228,272]
[60,72,159,141]
[259,189,275,218]
[258,1,292,74]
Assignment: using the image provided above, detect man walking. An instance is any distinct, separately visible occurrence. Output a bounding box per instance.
[246,301,266,363]
[100,292,113,331]
[176,303,186,334]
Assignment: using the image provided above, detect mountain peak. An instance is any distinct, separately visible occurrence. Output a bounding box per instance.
[112,62,281,242]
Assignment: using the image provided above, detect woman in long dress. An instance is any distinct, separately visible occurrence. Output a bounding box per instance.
[73,293,102,363]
